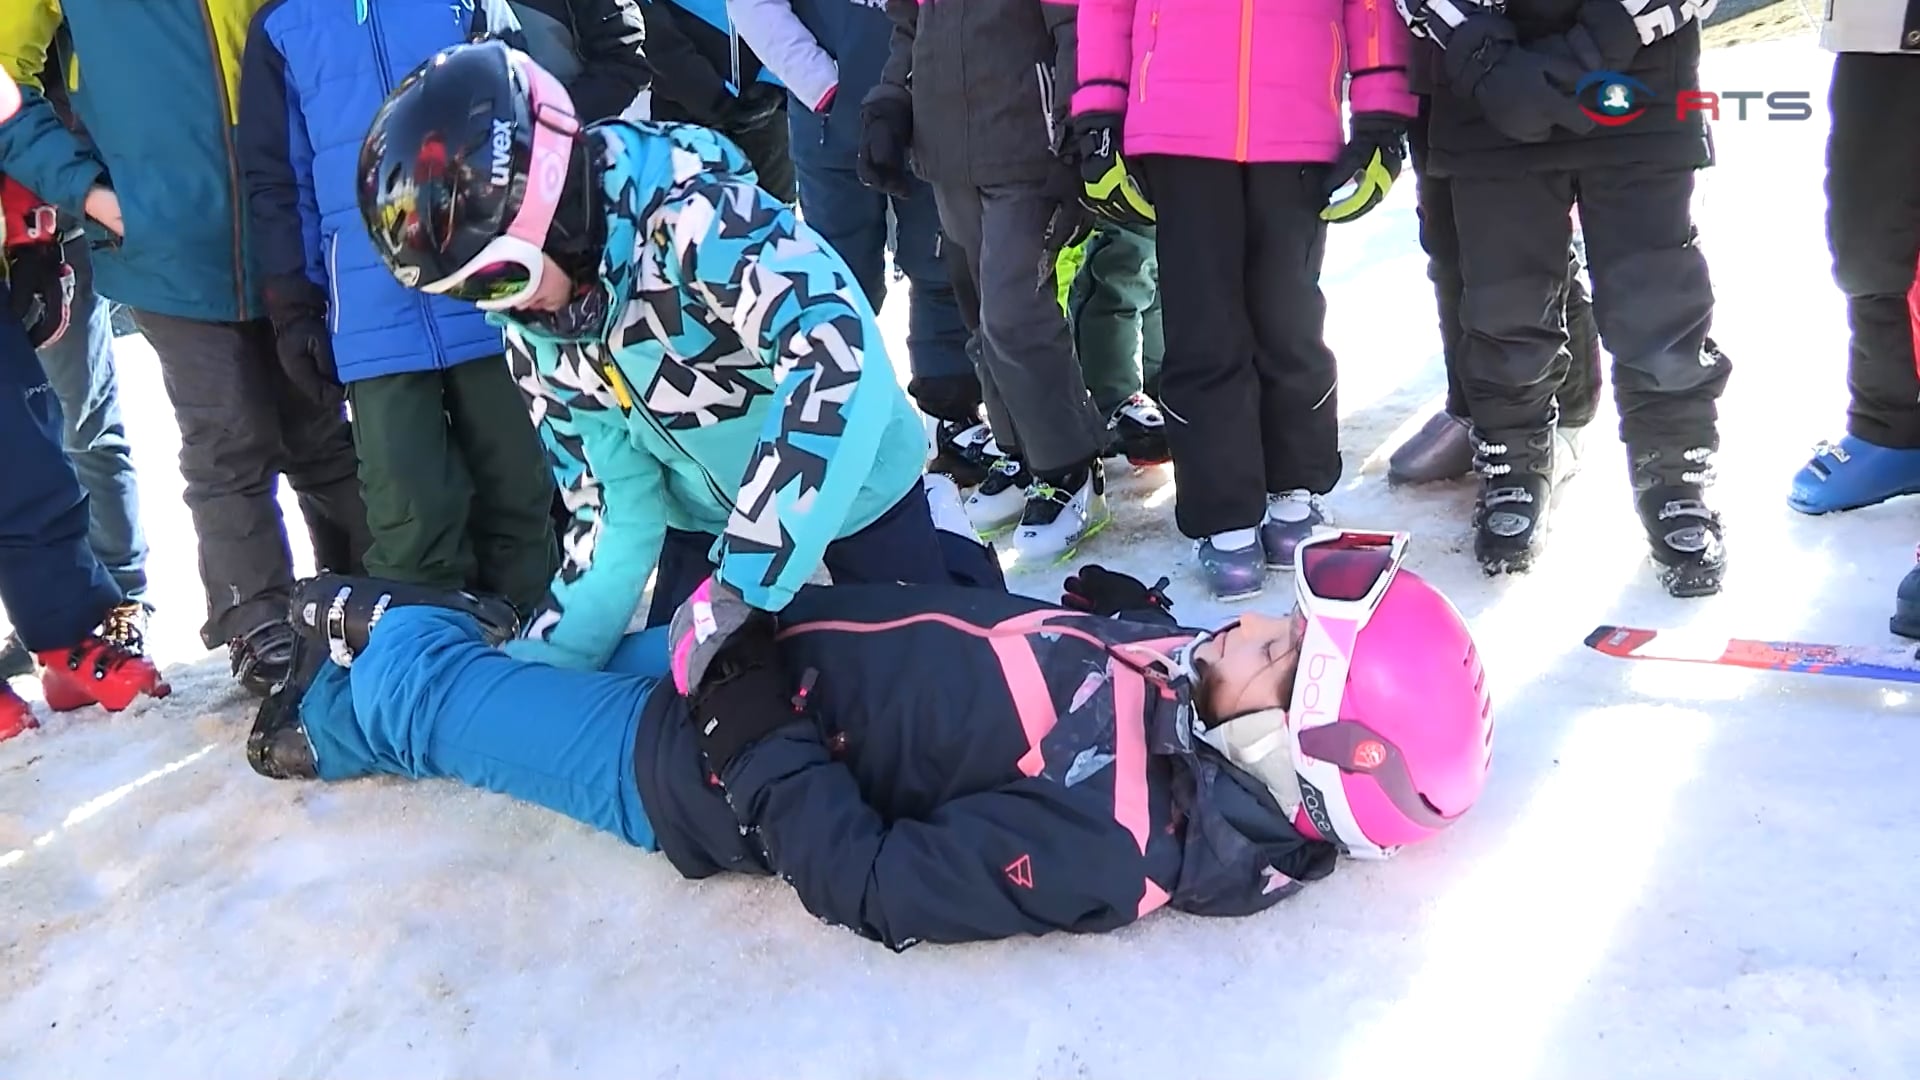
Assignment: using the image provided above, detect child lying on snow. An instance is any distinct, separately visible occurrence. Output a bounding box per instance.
[249,530,1493,949]
[357,39,986,673]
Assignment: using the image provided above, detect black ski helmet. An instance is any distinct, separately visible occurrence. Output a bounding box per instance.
[356,39,579,302]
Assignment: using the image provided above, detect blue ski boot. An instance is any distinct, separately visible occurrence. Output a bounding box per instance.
[1788,435,1920,514]
[1891,548,1920,640]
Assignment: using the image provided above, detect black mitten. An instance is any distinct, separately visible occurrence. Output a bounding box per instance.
[686,613,800,772]
[1062,565,1174,623]
[264,274,340,405]
[1443,14,1595,144]
[856,94,914,198]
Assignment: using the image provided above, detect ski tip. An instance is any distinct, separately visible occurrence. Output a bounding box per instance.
[1584,625,1620,650]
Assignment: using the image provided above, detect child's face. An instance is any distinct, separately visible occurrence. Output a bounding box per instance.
[513,254,576,313]
[1195,609,1305,720]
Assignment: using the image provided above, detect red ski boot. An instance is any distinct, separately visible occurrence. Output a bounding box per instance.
[37,633,170,713]
[0,683,36,742]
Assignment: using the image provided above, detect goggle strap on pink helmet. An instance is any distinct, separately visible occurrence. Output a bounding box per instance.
[501,53,579,250]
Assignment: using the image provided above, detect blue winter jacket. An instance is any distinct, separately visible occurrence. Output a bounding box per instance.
[238,0,502,383]
[0,0,266,322]
[725,0,890,164]
[501,120,926,671]
[634,583,1340,949]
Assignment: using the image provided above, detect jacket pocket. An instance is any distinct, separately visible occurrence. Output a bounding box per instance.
[326,232,341,334]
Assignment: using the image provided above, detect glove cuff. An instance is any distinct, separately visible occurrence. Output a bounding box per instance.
[264,273,328,319]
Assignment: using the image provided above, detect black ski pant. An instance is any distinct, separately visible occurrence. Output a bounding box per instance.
[1138,155,1341,539]
[132,311,371,647]
[1410,96,1603,427]
[1827,51,1920,448]
[1449,165,1729,454]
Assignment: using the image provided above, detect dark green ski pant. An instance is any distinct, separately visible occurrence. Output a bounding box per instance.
[1070,221,1164,417]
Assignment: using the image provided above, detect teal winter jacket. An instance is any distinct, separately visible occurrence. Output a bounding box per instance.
[502,120,926,671]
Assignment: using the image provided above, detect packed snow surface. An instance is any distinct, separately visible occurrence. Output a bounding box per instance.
[6,37,1916,1080]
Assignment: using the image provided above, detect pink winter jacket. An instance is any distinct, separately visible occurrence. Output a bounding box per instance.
[1071,0,1419,164]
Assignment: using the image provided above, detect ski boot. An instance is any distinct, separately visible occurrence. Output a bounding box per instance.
[0,683,35,742]
[1198,531,1268,600]
[929,420,1000,489]
[1388,410,1475,485]
[1630,444,1726,598]
[246,631,326,781]
[1106,393,1171,467]
[1471,426,1561,576]
[39,631,170,712]
[1260,490,1330,571]
[1788,434,1920,515]
[1012,460,1110,562]
[1891,546,1920,640]
[965,456,1034,536]
[231,620,301,698]
[289,574,520,667]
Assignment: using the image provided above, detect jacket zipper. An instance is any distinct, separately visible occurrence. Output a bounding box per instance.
[1364,0,1381,66]
[366,2,449,364]
[1137,10,1158,103]
[327,234,341,333]
[194,0,249,318]
[596,355,739,513]
[1328,23,1344,115]
[1235,0,1254,160]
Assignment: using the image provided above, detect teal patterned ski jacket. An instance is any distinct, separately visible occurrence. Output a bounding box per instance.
[500,120,927,671]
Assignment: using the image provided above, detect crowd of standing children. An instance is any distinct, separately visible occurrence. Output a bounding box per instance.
[0,0,1914,743]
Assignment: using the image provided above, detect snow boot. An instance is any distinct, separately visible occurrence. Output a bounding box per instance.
[1198,531,1268,600]
[39,633,170,712]
[1106,393,1171,467]
[1012,461,1110,562]
[246,632,326,781]
[1387,410,1475,485]
[0,632,30,682]
[929,420,1000,489]
[1788,434,1920,514]
[1630,444,1726,598]
[1471,426,1561,576]
[0,683,36,742]
[289,574,520,668]
[1891,547,1920,640]
[1260,490,1331,571]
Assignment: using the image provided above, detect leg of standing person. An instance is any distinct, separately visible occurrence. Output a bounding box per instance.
[1244,163,1343,573]
[966,180,1110,559]
[346,370,480,593]
[1790,51,1920,514]
[1448,170,1578,575]
[1577,164,1731,597]
[1138,154,1270,599]
[1069,221,1170,467]
[444,356,558,615]
[263,319,372,580]
[727,109,798,205]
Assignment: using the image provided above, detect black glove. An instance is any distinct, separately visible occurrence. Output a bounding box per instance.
[1062,565,1174,622]
[1535,0,1646,73]
[717,81,787,134]
[856,94,914,198]
[6,242,74,348]
[685,609,799,772]
[1443,14,1595,144]
[264,274,339,404]
[1037,164,1094,290]
[1320,113,1407,224]
[1062,112,1154,227]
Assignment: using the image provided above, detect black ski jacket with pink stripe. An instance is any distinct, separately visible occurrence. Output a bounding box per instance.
[634,583,1338,950]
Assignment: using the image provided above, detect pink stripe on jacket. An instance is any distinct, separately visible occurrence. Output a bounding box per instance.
[1071,0,1418,164]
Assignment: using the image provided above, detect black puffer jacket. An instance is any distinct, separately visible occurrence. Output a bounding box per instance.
[1401,0,1713,176]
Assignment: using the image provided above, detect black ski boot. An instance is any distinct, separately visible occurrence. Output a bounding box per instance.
[1629,444,1726,598]
[1471,426,1560,575]
[246,632,326,781]
[289,574,520,667]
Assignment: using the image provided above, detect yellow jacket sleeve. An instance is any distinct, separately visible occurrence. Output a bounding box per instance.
[0,0,60,91]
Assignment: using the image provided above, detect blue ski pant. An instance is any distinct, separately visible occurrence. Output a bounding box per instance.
[303,607,671,849]
[0,282,123,651]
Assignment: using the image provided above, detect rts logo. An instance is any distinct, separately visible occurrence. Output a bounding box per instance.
[1574,72,1652,126]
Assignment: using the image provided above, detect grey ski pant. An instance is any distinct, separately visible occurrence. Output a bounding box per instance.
[131,310,370,647]
[932,178,1106,475]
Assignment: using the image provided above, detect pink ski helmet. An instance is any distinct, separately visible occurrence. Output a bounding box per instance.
[1198,530,1493,859]
[1285,529,1493,857]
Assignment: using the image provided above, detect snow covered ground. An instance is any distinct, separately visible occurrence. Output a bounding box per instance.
[7,35,1918,1080]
